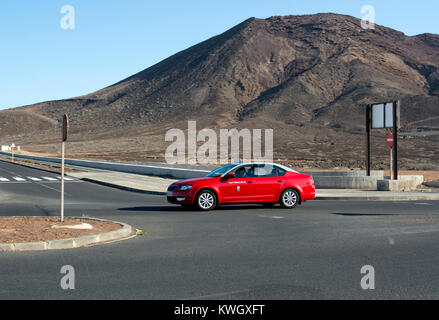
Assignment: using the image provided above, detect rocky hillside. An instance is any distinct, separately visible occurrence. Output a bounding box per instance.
[1,13,438,169]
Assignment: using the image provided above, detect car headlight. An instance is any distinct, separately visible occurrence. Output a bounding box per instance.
[179,185,193,191]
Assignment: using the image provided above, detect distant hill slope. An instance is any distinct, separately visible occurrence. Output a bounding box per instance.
[1,13,438,169]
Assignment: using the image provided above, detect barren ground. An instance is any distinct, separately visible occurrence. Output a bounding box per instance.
[0,217,122,244]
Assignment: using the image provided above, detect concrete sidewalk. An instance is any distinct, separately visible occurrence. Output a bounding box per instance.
[70,171,178,195]
[69,170,439,201]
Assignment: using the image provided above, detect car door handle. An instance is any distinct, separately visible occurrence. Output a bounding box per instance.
[277,181,284,183]
[247,181,253,184]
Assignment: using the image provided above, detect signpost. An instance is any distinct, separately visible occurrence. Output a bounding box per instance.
[61,114,69,222]
[386,133,394,179]
[366,101,400,180]
[10,143,16,162]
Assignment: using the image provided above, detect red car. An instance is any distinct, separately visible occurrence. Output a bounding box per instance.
[167,163,315,211]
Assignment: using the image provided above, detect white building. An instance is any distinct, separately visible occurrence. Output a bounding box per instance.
[1,145,20,151]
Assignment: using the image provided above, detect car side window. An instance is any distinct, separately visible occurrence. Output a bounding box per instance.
[232,165,287,178]
[253,164,276,177]
[233,165,255,178]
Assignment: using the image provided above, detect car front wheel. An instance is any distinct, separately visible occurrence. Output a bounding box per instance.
[280,189,299,209]
[196,190,217,211]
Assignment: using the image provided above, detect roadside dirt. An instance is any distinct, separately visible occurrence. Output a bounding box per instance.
[0,217,122,244]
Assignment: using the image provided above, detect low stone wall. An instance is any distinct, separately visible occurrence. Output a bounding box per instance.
[303,171,384,178]
[313,176,380,189]
[378,175,424,191]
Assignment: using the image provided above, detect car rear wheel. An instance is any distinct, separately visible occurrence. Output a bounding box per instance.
[280,189,299,209]
[196,190,217,211]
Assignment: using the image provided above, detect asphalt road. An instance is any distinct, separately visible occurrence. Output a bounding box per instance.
[1,160,439,299]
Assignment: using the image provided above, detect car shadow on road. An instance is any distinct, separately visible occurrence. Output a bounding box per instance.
[118,205,281,213]
[118,206,186,212]
[332,213,399,217]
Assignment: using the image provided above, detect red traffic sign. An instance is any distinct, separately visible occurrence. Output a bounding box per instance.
[386,133,394,148]
[10,143,16,149]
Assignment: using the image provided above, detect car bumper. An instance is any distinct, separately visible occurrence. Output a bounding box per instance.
[302,190,316,201]
[300,184,316,202]
[167,191,194,205]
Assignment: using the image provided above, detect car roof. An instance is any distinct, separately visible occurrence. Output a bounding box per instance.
[223,162,299,175]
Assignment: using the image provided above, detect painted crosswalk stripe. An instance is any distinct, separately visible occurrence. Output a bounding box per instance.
[42,177,58,181]
[27,177,42,181]
[12,177,26,181]
[55,176,75,181]
[0,177,10,182]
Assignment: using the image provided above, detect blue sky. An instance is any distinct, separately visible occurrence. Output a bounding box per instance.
[1,0,438,110]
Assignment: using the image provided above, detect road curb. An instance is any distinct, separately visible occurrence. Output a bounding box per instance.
[316,195,439,201]
[0,217,134,252]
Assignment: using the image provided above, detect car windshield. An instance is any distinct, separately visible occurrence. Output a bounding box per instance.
[206,164,238,177]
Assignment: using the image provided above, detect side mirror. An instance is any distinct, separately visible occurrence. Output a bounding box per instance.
[225,173,235,179]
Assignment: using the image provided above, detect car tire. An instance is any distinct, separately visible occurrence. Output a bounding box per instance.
[196,190,217,211]
[280,188,299,209]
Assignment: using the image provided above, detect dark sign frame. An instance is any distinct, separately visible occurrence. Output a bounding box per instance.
[366,101,400,180]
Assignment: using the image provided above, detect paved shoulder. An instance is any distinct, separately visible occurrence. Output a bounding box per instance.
[69,171,176,194]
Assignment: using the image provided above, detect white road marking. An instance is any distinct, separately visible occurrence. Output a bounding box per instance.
[31,181,63,194]
[27,177,42,181]
[0,174,78,183]
[388,237,395,245]
[49,176,76,181]
[385,227,439,236]
[42,176,57,181]
[257,214,285,220]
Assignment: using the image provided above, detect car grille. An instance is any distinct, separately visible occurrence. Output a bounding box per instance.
[167,185,178,192]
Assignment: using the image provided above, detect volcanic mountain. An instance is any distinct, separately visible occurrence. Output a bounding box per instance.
[1,13,438,169]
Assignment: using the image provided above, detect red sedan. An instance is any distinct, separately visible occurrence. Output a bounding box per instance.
[167,163,315,211]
